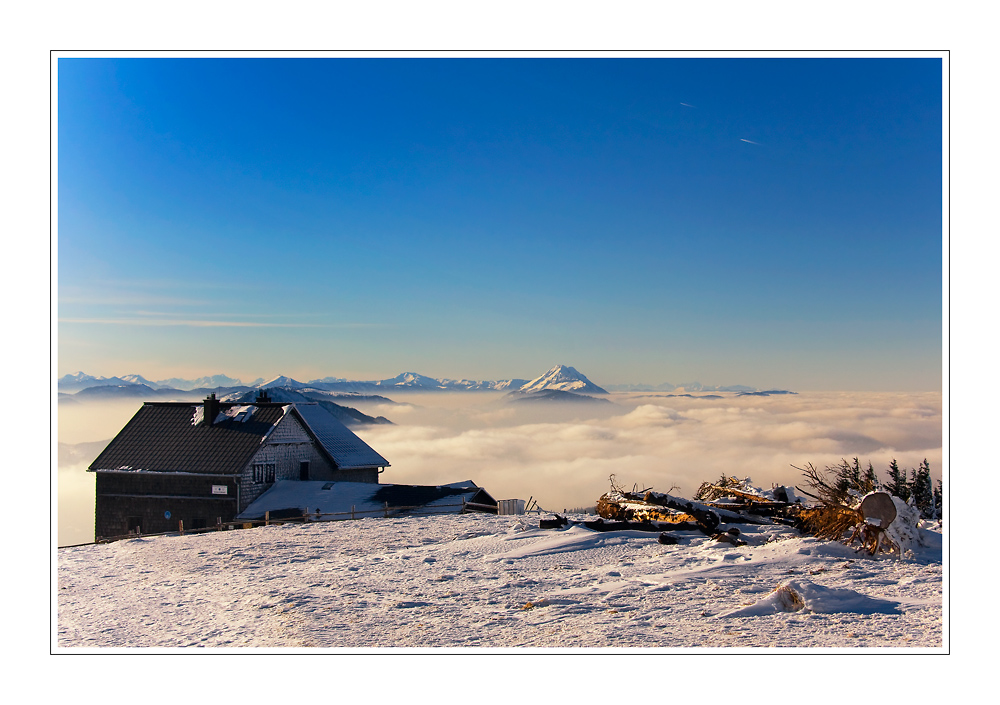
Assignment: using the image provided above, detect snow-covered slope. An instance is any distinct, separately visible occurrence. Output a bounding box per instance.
[305,374,531,392]
[56,513,943,649]
[222,387,392,425]
[377,372,448,390]
[489,378,530,391]
[119,374,161,389]
[373,373,532,392]
[518,365,609,394]
[151,374,247,391]
[187,374,246,389]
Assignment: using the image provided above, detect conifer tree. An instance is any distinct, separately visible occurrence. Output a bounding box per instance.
[862,461,879,493]
[835,458,864,496]
[934,479,943,521]
[886,459,910,500]
[910,459,934,519]
[834,459,852,496]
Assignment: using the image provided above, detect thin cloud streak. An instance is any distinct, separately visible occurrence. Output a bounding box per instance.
[59,294,213,308]
[131,310,335,320]
[59,317,388,329]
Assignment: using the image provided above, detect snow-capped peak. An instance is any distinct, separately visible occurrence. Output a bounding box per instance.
[518,365,608,394]
[120,374,159,388]
[378,372,446,389]
[258,375,307,389]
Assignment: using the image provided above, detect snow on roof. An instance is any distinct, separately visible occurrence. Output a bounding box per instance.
[292,403,390,470]
[220,405,257,423]
[236,480,486,520]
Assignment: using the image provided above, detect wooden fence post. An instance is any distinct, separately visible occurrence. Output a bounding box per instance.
[265,511,269,526]
[384,501,388,518]
[217,517,222,531]
[179,519,184,535]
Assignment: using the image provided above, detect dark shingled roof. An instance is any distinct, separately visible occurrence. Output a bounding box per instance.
[90,402,287,475]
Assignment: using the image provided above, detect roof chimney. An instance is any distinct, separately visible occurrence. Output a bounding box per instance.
[204,393,221,425]
[255,389,271,404]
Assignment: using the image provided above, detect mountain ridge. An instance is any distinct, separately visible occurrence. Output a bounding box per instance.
[59,366,772,396]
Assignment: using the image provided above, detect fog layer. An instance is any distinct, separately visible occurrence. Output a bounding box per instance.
[355,391,943,512]
[56,391,942,546]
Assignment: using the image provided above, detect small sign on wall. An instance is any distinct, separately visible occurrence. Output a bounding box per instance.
[212,485,228,495]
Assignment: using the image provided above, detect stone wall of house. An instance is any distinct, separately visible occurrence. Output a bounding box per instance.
[94,472,238,538]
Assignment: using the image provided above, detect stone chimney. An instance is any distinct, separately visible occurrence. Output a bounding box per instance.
[204,393,221,425]
[255,389,272,404]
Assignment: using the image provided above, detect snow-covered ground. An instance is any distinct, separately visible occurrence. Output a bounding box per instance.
[56,512,943,650]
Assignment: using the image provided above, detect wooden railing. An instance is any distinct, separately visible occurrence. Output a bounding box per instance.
[69,498,499,546]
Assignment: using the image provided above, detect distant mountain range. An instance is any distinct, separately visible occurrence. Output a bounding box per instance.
[604,382,759,393]
[58,365,782,399]
[58,372,264,393]
[58,380,395,427]
[57,365,595,395]
[260,371,536,393]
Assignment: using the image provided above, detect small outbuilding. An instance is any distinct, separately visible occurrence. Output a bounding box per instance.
[237,479,498,521]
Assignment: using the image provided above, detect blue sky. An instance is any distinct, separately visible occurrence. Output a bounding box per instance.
[57,56,943,390]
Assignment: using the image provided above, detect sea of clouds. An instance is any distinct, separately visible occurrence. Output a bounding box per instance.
[56,391,942,546]
[353,390,942,513]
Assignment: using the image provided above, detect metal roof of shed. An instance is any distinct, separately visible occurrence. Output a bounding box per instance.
[237,480,494,520]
